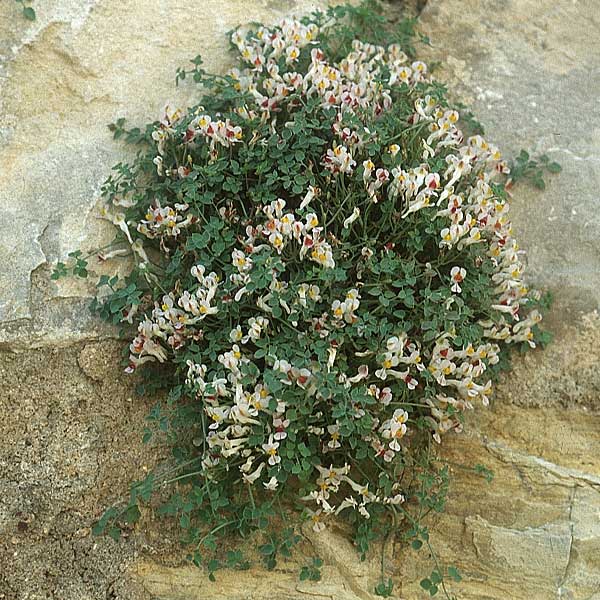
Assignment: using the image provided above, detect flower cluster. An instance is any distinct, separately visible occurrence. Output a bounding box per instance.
[137,201,195,239]
[88,3,547,578]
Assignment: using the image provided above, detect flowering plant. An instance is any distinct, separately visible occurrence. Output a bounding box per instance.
[59,2,551,596]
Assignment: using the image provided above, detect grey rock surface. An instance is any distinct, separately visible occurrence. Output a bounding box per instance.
[0,0,336,348]
[419,0,600,329]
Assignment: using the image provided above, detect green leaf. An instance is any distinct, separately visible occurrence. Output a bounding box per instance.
[180,513,191,529]
[91,520,105,537]
[259,543,275,555]
[375,578,394,597]
[124,504,141,524]
[23,6,36,20]
[518,149,530,161]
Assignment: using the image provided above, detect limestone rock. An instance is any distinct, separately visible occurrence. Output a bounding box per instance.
[0,341,157,600]
[129,401,600,600]
[419,0,600,329]
[2,0,600,599]
[0,0,342,348]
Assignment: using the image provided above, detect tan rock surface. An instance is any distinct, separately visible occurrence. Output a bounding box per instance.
[0,341,158,599]
[1,0,600,599]
[130,320,600,599]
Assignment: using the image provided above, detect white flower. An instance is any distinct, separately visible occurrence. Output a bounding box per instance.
[262,435,281,465]
[309,509,327,532]
[343,207,360,229]
[450,266,466,293]
[327,346,337,370]
[273,416,290,440]
[242,462,265,484]
[232,249,252,273]
[347,365,369,383]
[229,326,243,342]
[323,144,356,174]
[362,159,375,184]
[206,405,230,429]
[383,493,405,505]
[310,242,335,269]
[327,424,341,449]
[299,185,319,210]
[304,212,319,231]
[269,231,285,253]
[263,476,279,490]
[335,496,358,515]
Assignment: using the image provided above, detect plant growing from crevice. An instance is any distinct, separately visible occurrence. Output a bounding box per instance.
[507,149,562,190]
[54,1,557,597]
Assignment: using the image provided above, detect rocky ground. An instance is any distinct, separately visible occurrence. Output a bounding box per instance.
[1,0,599,599]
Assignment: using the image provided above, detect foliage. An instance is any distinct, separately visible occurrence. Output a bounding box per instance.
[300,557,323,582]
[508,149,562,190]
[53,1,556,596]
[14,0,35,21]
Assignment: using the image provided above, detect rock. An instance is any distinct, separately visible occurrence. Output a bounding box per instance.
[395,403,600,600]
[78,339,124,382]
[2,0,600,599]
[0,341,159,600]
[133,558,379,600]
[128,403,600,600]
[419,0,600,332]
[0,0,343,348]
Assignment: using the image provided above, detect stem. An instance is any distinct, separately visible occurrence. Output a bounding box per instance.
[162,469,204,486]
[196,520,238,549]
[426,538,452,600]
[247,484,256,510]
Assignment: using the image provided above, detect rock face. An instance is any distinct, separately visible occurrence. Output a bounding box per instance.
[0,0,341,348]
[132,316,600,600]
[0,342,157,600]
[419,0,600,330]
[1,1,599,599]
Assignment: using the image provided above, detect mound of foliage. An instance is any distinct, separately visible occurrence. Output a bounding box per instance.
[56,2,550,596]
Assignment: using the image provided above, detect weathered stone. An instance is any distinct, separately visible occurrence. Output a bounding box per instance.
[419,0,600,330]
[126,400,600,600]
[2,0,600,599]
[133,526,385,600]
[0,341,158,600]
[0,0,343,348]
